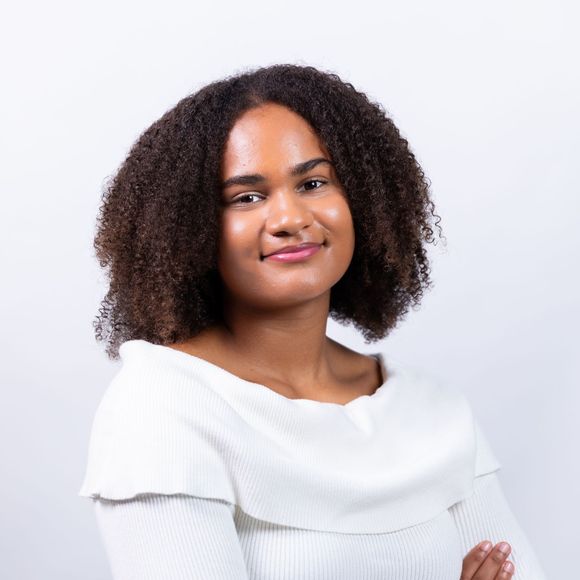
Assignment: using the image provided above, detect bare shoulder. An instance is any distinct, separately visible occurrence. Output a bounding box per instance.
[165,326,229,366]
[327,338,386,387]
[167,331,383,400]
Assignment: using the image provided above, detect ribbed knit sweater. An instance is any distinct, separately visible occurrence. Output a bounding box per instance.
[78,339,547,579]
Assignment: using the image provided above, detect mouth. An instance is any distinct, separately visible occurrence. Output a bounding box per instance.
[262,243,324,263]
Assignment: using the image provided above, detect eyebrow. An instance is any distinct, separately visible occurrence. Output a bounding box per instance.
[221,157,333,189]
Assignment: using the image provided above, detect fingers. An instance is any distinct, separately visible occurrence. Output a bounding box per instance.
[461,541,494,579]
[494,558,515,579]
[461,541,516,580]
[475,541,513,579]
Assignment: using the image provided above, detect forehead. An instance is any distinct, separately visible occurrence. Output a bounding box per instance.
[222,103,329,172]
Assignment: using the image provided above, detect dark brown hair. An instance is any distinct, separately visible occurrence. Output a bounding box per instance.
[93,63,445,360]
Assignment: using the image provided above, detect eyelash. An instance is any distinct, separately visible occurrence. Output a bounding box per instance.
[230,179,328,205]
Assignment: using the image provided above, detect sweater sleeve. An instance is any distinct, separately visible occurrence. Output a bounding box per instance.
[93,494,250,580]
[448,471,548,580]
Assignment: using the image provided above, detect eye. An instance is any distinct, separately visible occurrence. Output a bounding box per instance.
[230,193,265,205]
[299,179,327,192]
[228,179,328,206]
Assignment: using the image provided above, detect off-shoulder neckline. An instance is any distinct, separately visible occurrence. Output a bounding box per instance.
[120,339,395,409]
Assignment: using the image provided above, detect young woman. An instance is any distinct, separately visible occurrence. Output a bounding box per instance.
[79,64,547,579]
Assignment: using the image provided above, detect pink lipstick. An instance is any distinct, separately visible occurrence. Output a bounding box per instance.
[264,244,322,262]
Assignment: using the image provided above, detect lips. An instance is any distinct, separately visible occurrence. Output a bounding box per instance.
[264,242,322,257]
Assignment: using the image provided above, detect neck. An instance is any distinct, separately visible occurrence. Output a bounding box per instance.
[217,292,337,388]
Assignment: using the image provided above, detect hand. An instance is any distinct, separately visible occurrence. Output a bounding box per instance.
[460,540,515,579]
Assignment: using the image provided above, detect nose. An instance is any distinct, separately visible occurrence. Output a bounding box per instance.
[264,188,314,234]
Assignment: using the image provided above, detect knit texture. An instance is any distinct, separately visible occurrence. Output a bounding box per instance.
[92,472,547,579]
[79,339,547,578]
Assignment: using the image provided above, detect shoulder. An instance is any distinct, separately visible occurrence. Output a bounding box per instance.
[384,360,502,479]
[85,344,223,445]
[78,340,238,503]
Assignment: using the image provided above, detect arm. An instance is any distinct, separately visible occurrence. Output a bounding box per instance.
[449,472,548,580]
[93,493,250,580]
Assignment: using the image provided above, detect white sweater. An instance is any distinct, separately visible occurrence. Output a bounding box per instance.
[79,339,547,579]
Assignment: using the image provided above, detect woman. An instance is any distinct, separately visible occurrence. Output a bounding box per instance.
[79,64,547,579]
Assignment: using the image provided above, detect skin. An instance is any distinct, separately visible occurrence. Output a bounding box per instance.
[461,541,516,579]
[171,102,516,577]
[174,102,381,403]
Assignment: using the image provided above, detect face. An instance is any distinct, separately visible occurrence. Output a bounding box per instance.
[217,102,355,311]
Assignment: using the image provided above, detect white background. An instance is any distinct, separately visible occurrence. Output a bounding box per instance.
[1,1,577,578]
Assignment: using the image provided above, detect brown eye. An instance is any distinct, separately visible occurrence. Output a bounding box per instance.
[299,179,327,192]
[231,193,264,205]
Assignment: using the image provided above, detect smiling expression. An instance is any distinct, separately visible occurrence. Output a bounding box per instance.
[217,102,356,311]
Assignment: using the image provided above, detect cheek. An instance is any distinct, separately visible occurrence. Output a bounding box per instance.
[322,198,355,243]
[218,214,258,262]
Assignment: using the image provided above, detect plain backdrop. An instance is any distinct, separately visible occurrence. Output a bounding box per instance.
[1,0,577,578]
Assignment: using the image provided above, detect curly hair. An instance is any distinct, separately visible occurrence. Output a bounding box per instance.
[93,63,445,360]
